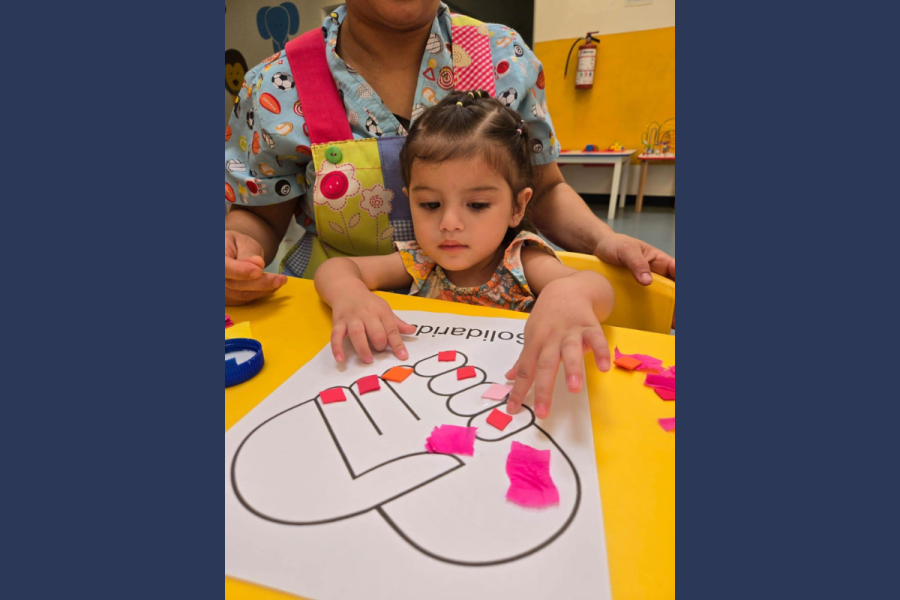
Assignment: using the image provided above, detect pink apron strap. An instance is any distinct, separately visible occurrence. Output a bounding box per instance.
[285,30,352,144]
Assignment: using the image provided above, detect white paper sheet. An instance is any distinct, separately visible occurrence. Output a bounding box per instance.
[225,311,612,600]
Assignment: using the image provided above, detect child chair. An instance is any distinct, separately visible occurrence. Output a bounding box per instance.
[556,251,674,334]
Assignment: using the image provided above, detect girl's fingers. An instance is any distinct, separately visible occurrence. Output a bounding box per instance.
[394,316,418,335]
[532,345,561,419]
[347,320,373,363]
[583,328,611,371]
[506,350,537,415]
[364,317,388,352]
[331,323,347,362]
[505,360,519,383]
[561,334,585,392]
[382,315,409,360]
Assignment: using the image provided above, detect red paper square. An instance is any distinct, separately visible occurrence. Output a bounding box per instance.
[486,408,513,431]
[438,351,457,362]
[320,387,346,404]
[655,387,675,401]
[456,366,476,380]
[357,375,381,394]
[614,356,643,370]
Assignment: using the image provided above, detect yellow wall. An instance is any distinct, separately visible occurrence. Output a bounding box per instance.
[535,27,675,162]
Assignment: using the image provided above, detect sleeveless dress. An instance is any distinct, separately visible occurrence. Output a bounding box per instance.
[394,232,559,312]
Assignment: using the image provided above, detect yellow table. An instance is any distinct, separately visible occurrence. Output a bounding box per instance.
[226,278,675,599]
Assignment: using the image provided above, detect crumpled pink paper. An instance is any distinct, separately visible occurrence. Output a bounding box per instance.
[661,365,675,377]
[425,425,477,456]
[225,315,233,329]
[505,441,559,508]
[658,418,675,432]
[614,347,664,372]
[645,373,675,390]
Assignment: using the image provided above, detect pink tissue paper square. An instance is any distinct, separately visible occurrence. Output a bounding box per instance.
[438,350,457,362]
[505,441,560,508]
[655,387,676,401]
[425,425,477,456]
[614,347,664,372]
[645,373,675,390]
[482,383,513,400]
[658,417,675,432]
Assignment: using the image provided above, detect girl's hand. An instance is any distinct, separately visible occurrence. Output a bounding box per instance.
[504,279,611,419]
[330,286,417,364]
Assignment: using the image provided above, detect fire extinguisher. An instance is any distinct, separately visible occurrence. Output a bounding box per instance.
[564,32,600,89]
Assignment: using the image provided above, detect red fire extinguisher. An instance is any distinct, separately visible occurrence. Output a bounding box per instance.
[564,32,600,89]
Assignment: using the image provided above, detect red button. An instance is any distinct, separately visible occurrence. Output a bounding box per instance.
[320,171,348,199]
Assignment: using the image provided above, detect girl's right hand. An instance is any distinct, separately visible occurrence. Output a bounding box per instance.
[225,230,286,305]
[330,291,417,364]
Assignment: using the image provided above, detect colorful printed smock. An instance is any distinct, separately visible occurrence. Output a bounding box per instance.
[224,3,561,277]
[394,232,559,312]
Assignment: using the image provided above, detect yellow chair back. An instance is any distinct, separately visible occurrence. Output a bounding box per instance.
[556,251,674,334]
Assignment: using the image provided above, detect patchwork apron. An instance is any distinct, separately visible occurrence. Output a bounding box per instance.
[280,17,497,278]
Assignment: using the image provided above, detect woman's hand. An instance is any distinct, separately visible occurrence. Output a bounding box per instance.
[593,232,675,285]
[505,277,612,419]
[330,284,416,364]
[225,230,287,305]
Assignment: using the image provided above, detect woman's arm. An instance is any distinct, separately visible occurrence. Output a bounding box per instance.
[314,254,415,364]
[530,162,676,285]
[226,202,297,265]
[505,248,615,419]
[224,202,297,305]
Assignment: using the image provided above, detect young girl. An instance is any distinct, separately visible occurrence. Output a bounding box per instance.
[314,91,615,419]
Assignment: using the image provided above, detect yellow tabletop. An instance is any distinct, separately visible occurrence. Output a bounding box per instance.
[226,277,675,599]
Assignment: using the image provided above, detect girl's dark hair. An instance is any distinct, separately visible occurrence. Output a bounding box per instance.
[399,90,536,241]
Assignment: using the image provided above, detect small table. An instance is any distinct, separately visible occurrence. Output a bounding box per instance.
[557,150,636,219]
[226,278,674,599]
[636,153,675,213]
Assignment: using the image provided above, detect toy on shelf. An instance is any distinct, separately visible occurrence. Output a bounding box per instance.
[639,119,675,158]
[583,144,598,152]
[607,141,624,152]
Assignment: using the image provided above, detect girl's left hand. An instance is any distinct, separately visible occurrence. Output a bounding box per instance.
[504,283,611,419]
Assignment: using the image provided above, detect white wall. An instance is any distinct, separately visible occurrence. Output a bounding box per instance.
[534,0,674,43]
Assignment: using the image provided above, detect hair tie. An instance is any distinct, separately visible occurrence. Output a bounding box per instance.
[516,128,523,135]
[467,92,475,98]
[456,102,463,106]
[476,90,483,98]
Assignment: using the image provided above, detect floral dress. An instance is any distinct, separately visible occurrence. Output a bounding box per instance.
[394,232,559,312]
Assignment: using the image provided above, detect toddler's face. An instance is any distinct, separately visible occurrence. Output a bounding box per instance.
[407,157,525,276]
